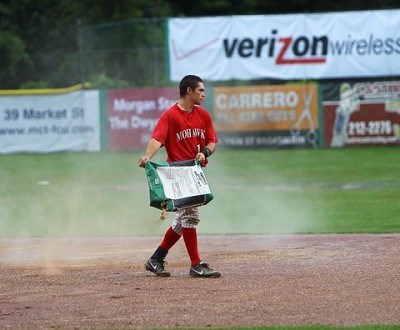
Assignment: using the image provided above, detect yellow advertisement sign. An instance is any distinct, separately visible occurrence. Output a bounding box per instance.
[214,84,319,132]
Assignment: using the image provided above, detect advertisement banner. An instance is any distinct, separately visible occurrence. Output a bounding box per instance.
[323,81,400,147]
[168,10,400,81]
[214,84,319,148]
[0,90,100,154]
[107,88,178,151]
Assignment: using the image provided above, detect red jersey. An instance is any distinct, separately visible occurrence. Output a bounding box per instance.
[152,104,218,163]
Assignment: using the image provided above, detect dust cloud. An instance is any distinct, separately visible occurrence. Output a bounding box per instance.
[0,150,323,269]
[198,151,321,235]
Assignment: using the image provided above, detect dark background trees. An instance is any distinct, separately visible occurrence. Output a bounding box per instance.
[0,0,399,89]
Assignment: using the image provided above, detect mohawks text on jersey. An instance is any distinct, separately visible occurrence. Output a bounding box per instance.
[176,128,206,141]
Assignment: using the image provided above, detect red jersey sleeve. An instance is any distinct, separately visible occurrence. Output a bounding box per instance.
[151,110,170,145]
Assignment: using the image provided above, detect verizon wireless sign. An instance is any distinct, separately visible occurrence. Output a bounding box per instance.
[168,10,400,81]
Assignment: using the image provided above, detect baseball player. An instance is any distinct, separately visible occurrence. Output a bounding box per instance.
[138,75,220,278]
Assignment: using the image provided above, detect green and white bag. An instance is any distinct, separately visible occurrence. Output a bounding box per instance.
[145,159,214,213]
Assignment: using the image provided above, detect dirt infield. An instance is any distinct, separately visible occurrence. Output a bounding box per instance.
[1,234,399,329]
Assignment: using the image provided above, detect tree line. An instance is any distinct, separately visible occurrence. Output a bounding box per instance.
[0,0,398,89]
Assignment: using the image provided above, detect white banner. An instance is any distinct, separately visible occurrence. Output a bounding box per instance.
[156,164,211,199]
[168,10,400,81]
[0,90,100,154]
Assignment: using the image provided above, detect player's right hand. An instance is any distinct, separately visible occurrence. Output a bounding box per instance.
[138,156,149,168]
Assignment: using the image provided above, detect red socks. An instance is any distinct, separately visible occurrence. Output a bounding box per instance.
[182,227,201,266]
[160,226,181,251]
[158,226,201,266]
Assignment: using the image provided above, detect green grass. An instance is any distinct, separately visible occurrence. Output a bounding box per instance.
[1,146,400,237]
[205,147,400,234]
[208,326,400,330]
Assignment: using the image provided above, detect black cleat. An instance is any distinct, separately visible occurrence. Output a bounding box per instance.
[145,258,170,277]
[189,262,221,278]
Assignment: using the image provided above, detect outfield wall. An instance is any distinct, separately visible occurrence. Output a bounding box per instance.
[322,80,400,147]
[103,80,400,151]
[1,80,400,154]
[105,87,178,151]
[0,85,100,154]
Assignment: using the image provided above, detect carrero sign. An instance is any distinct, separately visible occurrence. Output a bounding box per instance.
[214,84,319,148]
[168,10,400,81]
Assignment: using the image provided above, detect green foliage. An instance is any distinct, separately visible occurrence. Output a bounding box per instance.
[19,80,50,89]
[1,147,399,237]
[0,1,399,89]
[170,0,400,16]
[89,73,130,89]
[81,17,167,87]
[0,32,31,83]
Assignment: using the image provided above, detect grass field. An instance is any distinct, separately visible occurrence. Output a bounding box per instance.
[214,326,400,330]
[1,146,400,237]
[211,326,400,330]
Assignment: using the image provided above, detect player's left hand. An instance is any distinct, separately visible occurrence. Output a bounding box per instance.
[196,152,206,164]
[196,152,207,166]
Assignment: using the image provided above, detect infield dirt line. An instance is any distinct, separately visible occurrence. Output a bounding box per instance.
[1,234,400,329]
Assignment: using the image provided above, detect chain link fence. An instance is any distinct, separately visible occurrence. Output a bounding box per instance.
[78,18,172,89]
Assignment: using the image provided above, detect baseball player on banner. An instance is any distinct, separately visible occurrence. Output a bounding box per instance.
[138,75,220,278]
